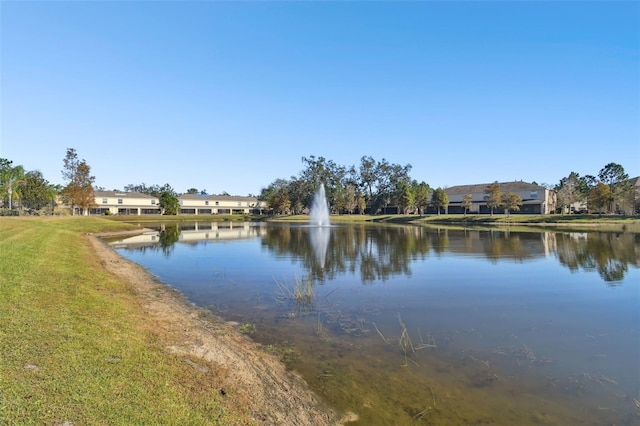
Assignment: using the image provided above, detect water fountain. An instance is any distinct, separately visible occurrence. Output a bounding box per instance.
[309,184,330,227]
[309,184,331,267]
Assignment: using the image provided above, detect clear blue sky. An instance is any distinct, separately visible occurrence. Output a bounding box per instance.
[1,1,638,196]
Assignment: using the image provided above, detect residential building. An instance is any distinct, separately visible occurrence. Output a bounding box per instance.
[445,181,555,215]
[178,194,267,215]
[87,191,267,216]
[91,191,160,215]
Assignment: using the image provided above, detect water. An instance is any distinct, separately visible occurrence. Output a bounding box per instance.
[109,224,640,425]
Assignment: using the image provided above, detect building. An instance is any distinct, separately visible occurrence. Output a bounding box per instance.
[567,176,639,215]
[445,181,555,215]
[89,191,267,216]
[90,191,159,215]
[178,194,267,215]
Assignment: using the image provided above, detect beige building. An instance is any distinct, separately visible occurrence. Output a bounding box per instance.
[445,181,556,215]
[178,194,267,215]
[89,191,267,216]
[90,191,159,215]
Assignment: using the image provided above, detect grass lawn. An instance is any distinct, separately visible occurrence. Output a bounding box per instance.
[0,217,249,425]
[270,212,640,230]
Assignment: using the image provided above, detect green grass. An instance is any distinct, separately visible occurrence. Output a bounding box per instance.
[0,217,249,425]
[269,213,640,231]
[105,214,260,223]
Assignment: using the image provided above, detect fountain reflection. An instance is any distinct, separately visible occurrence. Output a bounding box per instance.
[309,226,330,268]
[261,226,639,284]
[110,223,639,284]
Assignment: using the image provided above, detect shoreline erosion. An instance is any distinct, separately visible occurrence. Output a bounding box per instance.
[90,230,350,425]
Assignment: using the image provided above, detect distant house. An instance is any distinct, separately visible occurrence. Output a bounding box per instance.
[568,176,639,215]
[445,181,555,215]
[87,191,267,216]
[178,194,267,215]
[90,191,160,215]
[624,176,640,214]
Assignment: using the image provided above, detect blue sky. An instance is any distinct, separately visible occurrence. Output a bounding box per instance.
[1,1,638,195]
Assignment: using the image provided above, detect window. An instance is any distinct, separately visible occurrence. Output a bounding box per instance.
[102,198,108,204]
[205,201,209,206]
[238,202,241,206]
[530,191,538,199]
[215,201,219,206]
[151,200,156,205]
[118,199,123,204]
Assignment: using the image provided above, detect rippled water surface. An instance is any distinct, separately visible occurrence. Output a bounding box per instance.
[111,222,640,425]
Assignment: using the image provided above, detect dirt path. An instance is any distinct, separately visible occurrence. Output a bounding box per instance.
[89,232,352,425]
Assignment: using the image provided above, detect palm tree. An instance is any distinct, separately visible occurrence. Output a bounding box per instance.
[1,164,26,210]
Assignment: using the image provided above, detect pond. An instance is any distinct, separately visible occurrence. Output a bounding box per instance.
[109,222,639,425]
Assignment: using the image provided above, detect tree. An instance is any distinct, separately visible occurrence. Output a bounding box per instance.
[343,184,358,214]
[461,194,473,216]
[0,159,26,210]
[431,188,449,215]
[412,181,432,216]
[159,191,180,215]
[356,195,367,214]
[21,171,57,212]
[397,182,415,214]
[577,175,597,213]
[300,155,346,210]
[590,183,612,215]
[124,183,176,198]
[61,148,96,215]
[261,179,292,215]
[484,182,502,215]
[358,156,378,201]
[598,163,631,213]
[271,187,291,215]
[555,172,582,213]
[501,192,522,217]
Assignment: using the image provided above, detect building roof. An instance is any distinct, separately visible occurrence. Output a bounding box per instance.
[94,190,156,199]
[445,181,547,195]
[94,191,264,204]
[178,194,260,202]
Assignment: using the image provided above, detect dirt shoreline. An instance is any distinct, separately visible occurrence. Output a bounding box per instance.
[89,231,351,425]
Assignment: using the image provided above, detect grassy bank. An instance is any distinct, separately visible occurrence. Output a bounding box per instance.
[0,217,248,425]
[105,214,258,223]
[270,213,640,231]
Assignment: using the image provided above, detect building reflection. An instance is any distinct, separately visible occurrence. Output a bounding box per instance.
[109,222,639,283]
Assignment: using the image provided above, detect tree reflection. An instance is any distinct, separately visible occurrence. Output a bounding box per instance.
[155,224,180,256]
[261,225,431,283]
[554,232,636,283]
[113,222,638,285]
[260,225,638,284]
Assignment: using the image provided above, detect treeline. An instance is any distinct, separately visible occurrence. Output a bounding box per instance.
[2,148,637,216]
[1,148,227,216]
[555,163,637,214]
[0,158,60,215]
[261,155,433,215]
